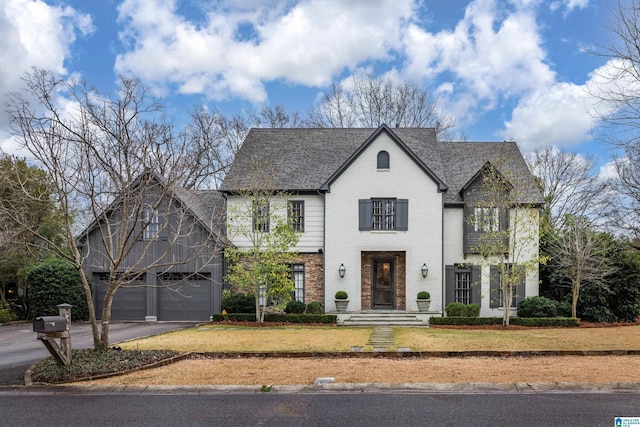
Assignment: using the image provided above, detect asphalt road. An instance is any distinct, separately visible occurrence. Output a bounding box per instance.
[0,321,197,386]
[0,389,638,426]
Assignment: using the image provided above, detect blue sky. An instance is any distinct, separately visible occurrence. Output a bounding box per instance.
[0,0,625,175]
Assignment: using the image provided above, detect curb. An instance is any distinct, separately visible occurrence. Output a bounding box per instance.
[5,381,640,395]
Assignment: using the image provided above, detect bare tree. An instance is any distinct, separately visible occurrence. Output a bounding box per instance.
[589,0,640,236]
[467,156,543,326]
[550,216,614,318]
[305,73,457,140]
[7,69,224,349]
[525,148,613,229]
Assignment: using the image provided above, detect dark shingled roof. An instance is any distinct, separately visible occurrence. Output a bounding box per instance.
[220,126,543,205]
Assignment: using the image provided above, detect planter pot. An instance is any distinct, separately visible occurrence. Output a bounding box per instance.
[335,299,349,313]
[416,299,431,313]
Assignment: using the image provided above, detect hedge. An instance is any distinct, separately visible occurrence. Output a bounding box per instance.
[429,316,580,327]
[210,313,337,324]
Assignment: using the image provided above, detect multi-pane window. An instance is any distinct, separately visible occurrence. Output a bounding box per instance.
[473,207,500,232]
[289,201,305,232]
[454,269,472,304]
[291,264,305,302]
[142,208,160,240]
[372,199,396,230]
[490,264,524,308]
[253,201,270,232]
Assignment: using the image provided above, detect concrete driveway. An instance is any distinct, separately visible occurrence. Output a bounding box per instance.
[0,321,197,386]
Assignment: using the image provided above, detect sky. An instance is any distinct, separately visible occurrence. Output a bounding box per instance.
[0,0,628,176]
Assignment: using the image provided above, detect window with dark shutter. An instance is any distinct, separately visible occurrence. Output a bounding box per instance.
[359,198,408,231]
[446,264,481,306]
[490,264,525,308]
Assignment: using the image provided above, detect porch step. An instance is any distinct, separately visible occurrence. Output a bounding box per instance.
[341,312,429,327]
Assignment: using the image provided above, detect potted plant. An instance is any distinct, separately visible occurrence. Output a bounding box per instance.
[416,291,431,313]
[334,290,349,313]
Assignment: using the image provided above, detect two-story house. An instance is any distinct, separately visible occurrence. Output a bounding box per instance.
[221,125,543,321]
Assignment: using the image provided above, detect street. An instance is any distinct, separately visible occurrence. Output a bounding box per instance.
[0,322,197,386]
[0,389,638,426]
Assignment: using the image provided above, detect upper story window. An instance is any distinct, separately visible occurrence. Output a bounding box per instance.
[359,198,408,231]
[372,199,396,230]
[288,200,305,232]
[142,208,160,240]
[377,151,390,169]
[473,207,500,232]
[252,201,270,232]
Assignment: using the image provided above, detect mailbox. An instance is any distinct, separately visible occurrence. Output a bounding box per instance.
[33,316,67,333]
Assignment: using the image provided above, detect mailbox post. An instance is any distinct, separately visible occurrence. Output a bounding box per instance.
[33,303,73,366]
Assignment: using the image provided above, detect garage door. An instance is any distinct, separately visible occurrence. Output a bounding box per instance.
[157,273,213,321]
[93,273,147,321]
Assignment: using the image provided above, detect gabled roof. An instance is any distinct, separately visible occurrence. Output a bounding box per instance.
[319,124,448,192]
[220,126,543,205]
[77,172,226,241]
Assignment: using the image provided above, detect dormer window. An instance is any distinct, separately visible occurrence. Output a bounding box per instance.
[377,151,390,169]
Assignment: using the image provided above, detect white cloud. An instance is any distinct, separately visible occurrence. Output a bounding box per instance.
[501,58,640,150]
[598,159,619,180]
[0,0,93,138]
[550,0,589,15]
[499,82,595,149]
[115,0,416,103]
[402,0,555,123]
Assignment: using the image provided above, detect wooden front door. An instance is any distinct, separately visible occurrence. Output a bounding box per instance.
[372,258,395,309]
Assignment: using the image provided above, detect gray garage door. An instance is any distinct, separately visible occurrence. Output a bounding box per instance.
[93,273,147,321]
[157,273,213,321]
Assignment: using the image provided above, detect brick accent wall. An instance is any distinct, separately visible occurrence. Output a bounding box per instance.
[360,251,406,310]
[293,253,324,306]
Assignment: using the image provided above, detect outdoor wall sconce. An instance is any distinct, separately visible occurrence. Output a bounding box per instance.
[421,263,429,278]
[339,263,346,278]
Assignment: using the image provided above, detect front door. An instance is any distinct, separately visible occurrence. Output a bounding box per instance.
[372,258,395,309]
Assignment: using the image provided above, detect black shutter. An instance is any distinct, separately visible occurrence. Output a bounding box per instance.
[445,265,455,306]
[396,199,408,231]
[489,265,500,308]
[471,265,482,305]
[514,265,526,306]
[359,199,371,231]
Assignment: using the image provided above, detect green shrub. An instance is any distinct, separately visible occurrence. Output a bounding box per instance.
[556,300,572,317]
[285,300,306,314]
[517,296,558,318]
[222,293,256,314]
[209,313,337,324]
[0,308,12,323]
[445,302,466,317]
[429,316,579,327]
[26,258,90,320]
[305,301,323,314]
[464,303,480,317]
[580,306,616,323]
[417,291,431,299]
[334,291,348,300]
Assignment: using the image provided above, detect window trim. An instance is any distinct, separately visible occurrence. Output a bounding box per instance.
[288,200,305,232]
[291,264,305,302]
[142,208,160,240]
[252,201,270,233]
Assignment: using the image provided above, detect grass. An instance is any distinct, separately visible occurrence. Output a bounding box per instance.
[394,326,640,351]
[120,325,373,352]
[31,324,640,384]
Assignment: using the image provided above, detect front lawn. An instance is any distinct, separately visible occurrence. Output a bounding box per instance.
[120,325,373,352]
